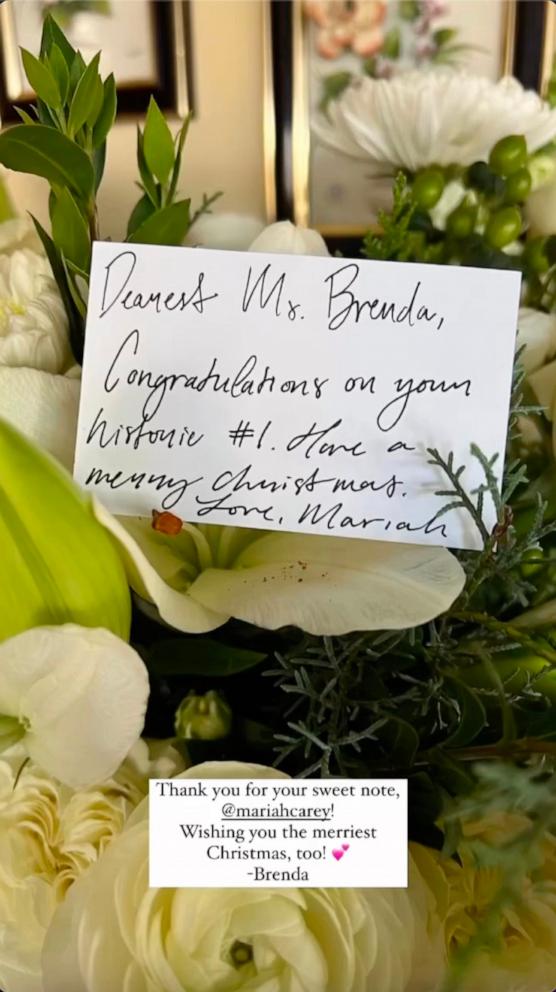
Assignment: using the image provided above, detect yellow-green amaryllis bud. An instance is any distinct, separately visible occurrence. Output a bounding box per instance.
[0,417,131,641]
[461,646,556,703]
[175,690,232,741]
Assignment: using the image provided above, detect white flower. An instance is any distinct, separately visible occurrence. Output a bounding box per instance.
[429,180,468,231]
[525,178,556,237]
[0,366,80,470]
[42,761,445,992]
[0,218,41,256]
[517,306,556,375]
[0,625,150,788]
[186,212,266,251]
[0,739,184,992]
[314,71,556,175]
[249,220,329,255]
[94,506,465,636]
[0,248,71,374]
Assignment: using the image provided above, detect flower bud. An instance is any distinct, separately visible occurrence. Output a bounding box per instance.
[175,690,232,741]
[0,418,131,641]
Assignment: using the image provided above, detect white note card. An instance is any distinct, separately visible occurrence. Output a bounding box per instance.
[74,242,521,551]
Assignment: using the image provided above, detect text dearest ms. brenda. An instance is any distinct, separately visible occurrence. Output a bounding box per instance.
[148,778,408,887]
[74,244,521,550]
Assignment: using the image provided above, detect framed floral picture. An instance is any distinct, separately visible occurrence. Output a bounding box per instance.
[266,0,521,245]
[0,0,193,122]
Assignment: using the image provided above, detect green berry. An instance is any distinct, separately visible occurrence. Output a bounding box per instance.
[412,168,445,209]
[524,236,549,274]
[446,203,477,239]
[484,206,522,248]
[489,135,527,177]
[504,167,532,204]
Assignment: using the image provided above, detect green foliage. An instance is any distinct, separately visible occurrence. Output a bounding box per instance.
[147,638,266,678]
[0,15,216,363]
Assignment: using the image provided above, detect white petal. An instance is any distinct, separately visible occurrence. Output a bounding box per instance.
[0,625,149,788]
[517,307,556,375]
[249,221,329,256]
[93,502,228,633]
[0,367,80,469]
[528,359,556,421]
[189,532,465,635]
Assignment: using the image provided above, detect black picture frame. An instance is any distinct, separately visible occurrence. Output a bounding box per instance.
[268,0,550,257]
[0,0,194,123]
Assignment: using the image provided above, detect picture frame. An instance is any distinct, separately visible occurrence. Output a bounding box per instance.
[265,0,524,250]
[0,0,194,123]
[540,0,556,96]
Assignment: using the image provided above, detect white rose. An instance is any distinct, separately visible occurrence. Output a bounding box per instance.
[0,624,150,788]
[0,739,184,992]
[42,761,445,992]
[249,220,329,255]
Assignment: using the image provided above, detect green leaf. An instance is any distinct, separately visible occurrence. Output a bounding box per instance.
[48,45,70,105]
[69,50,86,97]
[167,113,190,203]
[143,96,174,185]
[92,73,116,148]
[147,638,266,677]
[68,52,101,135]
[444,677,487,748]
[51,187,91,271]
[20,48,60,108]
[31,216,85,364]
[0,125,94,201]
[127,198,190,245]
[14,107,36,125]
[136,125,159,206]
[126,192,155,237]
[92,142,106,192]
[40,13,76,65]
[377,716,420,767]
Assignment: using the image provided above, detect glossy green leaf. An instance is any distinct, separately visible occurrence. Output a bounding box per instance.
[32,216,85,363]
[20,48,60,108]
[147,638,266,677]
[143,96,174,185]
[68,52,101,135]
[0,125,94,201]
[127,198,190,245]
[92,73,116,147]
[136,125,158,206]
[92,142,106,192]
[167,112,191,203]
[14,107,35,125]
[444,677,487,748]
[51,187,91,272]
[69,50,86,97]
[126,192,155,237]
[40,13,76,65]
[48,45,70,105]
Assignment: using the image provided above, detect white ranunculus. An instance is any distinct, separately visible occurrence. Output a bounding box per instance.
[0,248,71,374]
[0,625,150,789]
[315,71,556,175]
[93,507,465,636]
[0,739,184,992]
[0,366,81,470]
[249,220,329,255]
[42,761,445,992]
[186,212,266,250]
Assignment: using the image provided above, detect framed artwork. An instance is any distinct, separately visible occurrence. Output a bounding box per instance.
[541,0,556,96]
[0,0,193,122]
[266,0,522,247]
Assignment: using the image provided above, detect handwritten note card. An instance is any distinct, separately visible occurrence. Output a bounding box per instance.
[74,242,521,550]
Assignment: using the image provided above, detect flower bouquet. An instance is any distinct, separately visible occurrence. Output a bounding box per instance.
[1,14,556,992]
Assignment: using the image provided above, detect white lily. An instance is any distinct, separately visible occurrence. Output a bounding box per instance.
[94,505,465,636]
[0,624,149,789]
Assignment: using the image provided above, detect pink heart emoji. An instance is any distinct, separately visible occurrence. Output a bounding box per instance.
[341,844,350,851]
[332,849,344,861]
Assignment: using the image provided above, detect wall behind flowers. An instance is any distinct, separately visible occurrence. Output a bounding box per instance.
[3,0,268,237]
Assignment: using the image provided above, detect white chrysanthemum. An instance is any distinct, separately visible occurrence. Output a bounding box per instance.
[0,248,70,373]
[42,761,445,992]
[315,71,556,175]
[0,740,184,992]
[0,625,150,788]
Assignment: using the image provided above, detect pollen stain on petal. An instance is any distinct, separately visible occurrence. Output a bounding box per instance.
[151,509,183,536]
